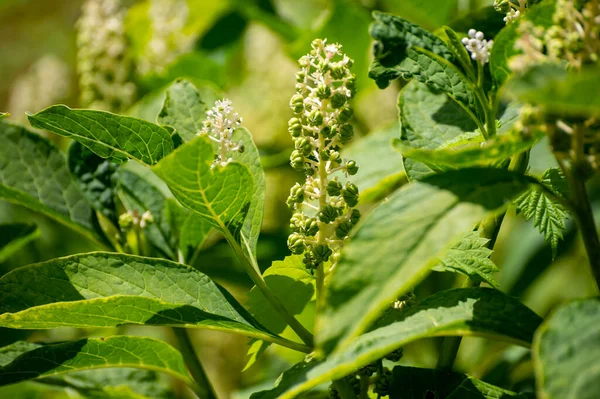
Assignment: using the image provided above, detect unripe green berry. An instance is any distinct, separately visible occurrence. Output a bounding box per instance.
[303,164,316,176]
[295,137,313,156]
[337,106,353,124]
[312,244,332,262]
[330,65,346,80]
[307,109,324,126]
[304,218,319,236]
[290,150,305,171]
[331,92,347,109]
[288,117,303,137]
[119,212,134,229]
[349,208,361,225]
[342,183,359,207]
[296,71,306,83]
[303,252,317,270]
[320,125,335,139]
[287,233,305,254]
[385,348,404,362]
[339,124,354,144]
[317,83,331,99]
[290,94,304,114]
[289,183,305,203]
[327,180,343,196]
[335,220,353,239]
[346,160,359,175]
[319,204,339,223]
[329,151,341,163]
[345,75,357,97]
[290,213,303,231]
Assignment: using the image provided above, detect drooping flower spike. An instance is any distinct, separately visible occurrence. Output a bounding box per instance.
[199,99,244,167]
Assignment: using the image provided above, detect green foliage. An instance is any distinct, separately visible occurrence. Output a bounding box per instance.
[256,288,541,399]
[28,105,174,165]
[514,168,570,258]
[433,231,500,288]
[0,223,39,263]
[0,337,192,388]
[533,298,600,399]
[317,168,534,353]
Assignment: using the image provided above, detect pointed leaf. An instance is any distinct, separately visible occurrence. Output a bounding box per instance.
[0,223,39,263]
[317,168,534,353]
[0,121,105,247]
[255,288,541,399]
[0,337,192,388]
[27,105,174,165]
[533,298,600,399]
[0,253,303,350]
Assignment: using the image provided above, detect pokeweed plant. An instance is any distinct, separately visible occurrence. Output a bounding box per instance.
[0,1,599,399]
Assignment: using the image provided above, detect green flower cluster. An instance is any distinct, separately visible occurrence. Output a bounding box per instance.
[286,38,360,271]
[77,0,136,111]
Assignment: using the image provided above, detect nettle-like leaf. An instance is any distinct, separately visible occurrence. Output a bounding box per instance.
[27,105,174,165]
[0,337,192,388]
[0,223,39,263]
[156,79,265,255]
[369,11,483,119]
[0,252,303,351]
[388,366,533,398]
[254,288,542,399]
[533,298,600,399]
[0,121,105,247]
[440,26,476,81]
[514,168,570,258]
[432,231,500,288]
[68,141,120,227]
[317,168,535,354]
[490,0,555,87]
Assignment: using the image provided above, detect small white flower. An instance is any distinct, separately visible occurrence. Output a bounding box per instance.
[462,29,494,65]
[199,98,244,167]
[503,9,521,24]
[140,210,154,228]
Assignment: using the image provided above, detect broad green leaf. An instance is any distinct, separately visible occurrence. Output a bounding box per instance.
[156,80,265,255]
[255,288,542,399]
[0,252,303,350]
[340,123,406,203]
[508,65,600,117]
[514,168,570,259]
[490,0,555,87]
[317,168,535,353]
[394,129,542,171]
[0,122,105,247]
[0,223,39,263]
[68,141,120,227]
[440,26,477,80]
[380,0,457,31]
[533,298,600,399]
[388,366,532,398]
[118,166,175,258]
[432,231,500,288]
[152,135,254,239]
[27,105,174,165]
[369,12,482,119]
[398,80,479,180]
[179,213,212,261]
[0,337,192,388]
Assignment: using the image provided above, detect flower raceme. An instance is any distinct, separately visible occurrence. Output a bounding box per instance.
[286,38,360,272]
[462,29,494,65]
[199,99,244,167]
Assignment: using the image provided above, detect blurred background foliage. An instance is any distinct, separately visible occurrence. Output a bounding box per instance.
[0,0,597,398]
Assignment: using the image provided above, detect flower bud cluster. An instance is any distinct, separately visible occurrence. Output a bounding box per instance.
[286,38,360,271]
[510,0,600,73]
[77,0,136,112]
[138,0,195,75]
[199,99,244,167]
[119,210,154,230]
[494,0,527,24]
[462,29,494,65]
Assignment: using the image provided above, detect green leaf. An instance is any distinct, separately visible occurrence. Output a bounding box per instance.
[68,141,120,227]
[152,135,254,239]
[0,252,303,350]
[179,213,212,261]
[388,366,532,398]
[0,121,105,247]
[0,337,192,388]
[118,166,176,258]
[440,26,477,80]
[317,168,534,353]
[27,105,174,165]
[432,231,500,288]
[514,168,570,259]
[394,129,543,171]
[490,0,555,87]
[508,65,600,117]
[369,12,482,119]
[256,288,542,399]
[0,223,39,263]
[379,0,458,31]
[533,298,600,399]
[158,79,212,142]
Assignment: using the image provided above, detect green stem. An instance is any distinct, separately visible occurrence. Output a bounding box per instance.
[436,150,530,370]
[316,133,329,315]
[333,378,358,399]
[172,328,218,399]
[359,375,370,399]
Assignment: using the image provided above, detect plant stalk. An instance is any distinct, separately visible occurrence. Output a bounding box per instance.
[173,328,218,399]
[333,378,358,399]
